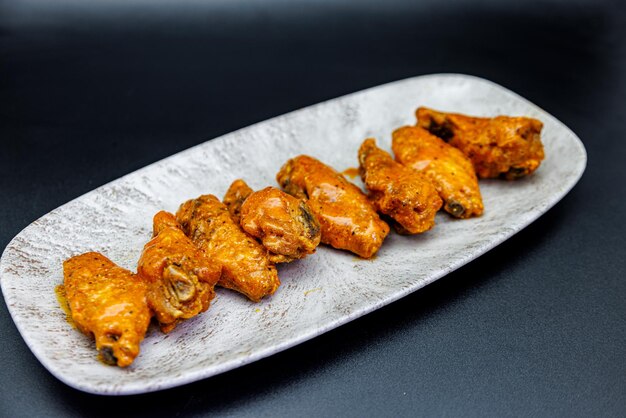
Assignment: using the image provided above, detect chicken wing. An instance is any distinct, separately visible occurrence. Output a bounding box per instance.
[276,155,389,258]
[358,138,443,234]
[223,179,253,225]
[63,252,151,367]
[392,126,484,218]
[416,107,544,179]
[238,185,321,262]
[137,211,221,333]
[176,194,280,302]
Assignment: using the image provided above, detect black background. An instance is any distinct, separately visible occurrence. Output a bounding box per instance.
[1,0,625,416]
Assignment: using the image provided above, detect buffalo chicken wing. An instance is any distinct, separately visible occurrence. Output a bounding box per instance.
[63,252,151,367]
[276,155,389,258]
[224,181,321,262]
[358,138,443,234]
[416,107,544,179]
[176,194,280,302]
[392,126,483,218]
[137,211,220,333]
[223,179,254,225]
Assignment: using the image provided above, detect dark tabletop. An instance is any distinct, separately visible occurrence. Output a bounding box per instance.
[1,0,625,416]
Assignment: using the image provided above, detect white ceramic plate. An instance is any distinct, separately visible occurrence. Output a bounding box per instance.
[0,74,586,395]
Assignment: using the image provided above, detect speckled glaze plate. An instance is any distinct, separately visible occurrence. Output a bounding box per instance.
[0,74,586,395]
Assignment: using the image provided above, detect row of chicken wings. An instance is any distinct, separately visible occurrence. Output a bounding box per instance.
[62,107,545,367]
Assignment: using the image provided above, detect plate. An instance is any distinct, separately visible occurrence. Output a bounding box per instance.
[0,74,586,395]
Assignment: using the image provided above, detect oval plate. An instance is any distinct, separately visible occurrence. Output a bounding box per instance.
[0,74,586,395]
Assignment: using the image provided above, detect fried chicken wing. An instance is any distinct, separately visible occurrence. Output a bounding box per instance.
[276,155,389,258]
[176,194,280,302]
[63,252,151,367]
[237,185,321,262]
[137,211,221,333]
[392,126,484,218]
[223,179,253,225]
[223,179,321,262]
[416,107,545,179]
[358,138,442,234]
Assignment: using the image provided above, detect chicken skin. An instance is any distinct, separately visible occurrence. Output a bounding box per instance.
[63,252,151,367]
[358,138,443,234]
[238,185,321,262]
[276,155,389,259]
[137,211,221,333]
[392,126,484,218]
[223,179,253,225]
[223,179,321,262]
[176,194,280,302]
[416,107,545,179]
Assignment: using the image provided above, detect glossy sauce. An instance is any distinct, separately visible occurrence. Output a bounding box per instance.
[341,167,360,179]
[392,126,483,218]
[55,284,76,329]
[276,155,389,258]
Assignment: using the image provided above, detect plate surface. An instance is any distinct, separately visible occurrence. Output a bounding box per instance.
[0,74,586,395]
